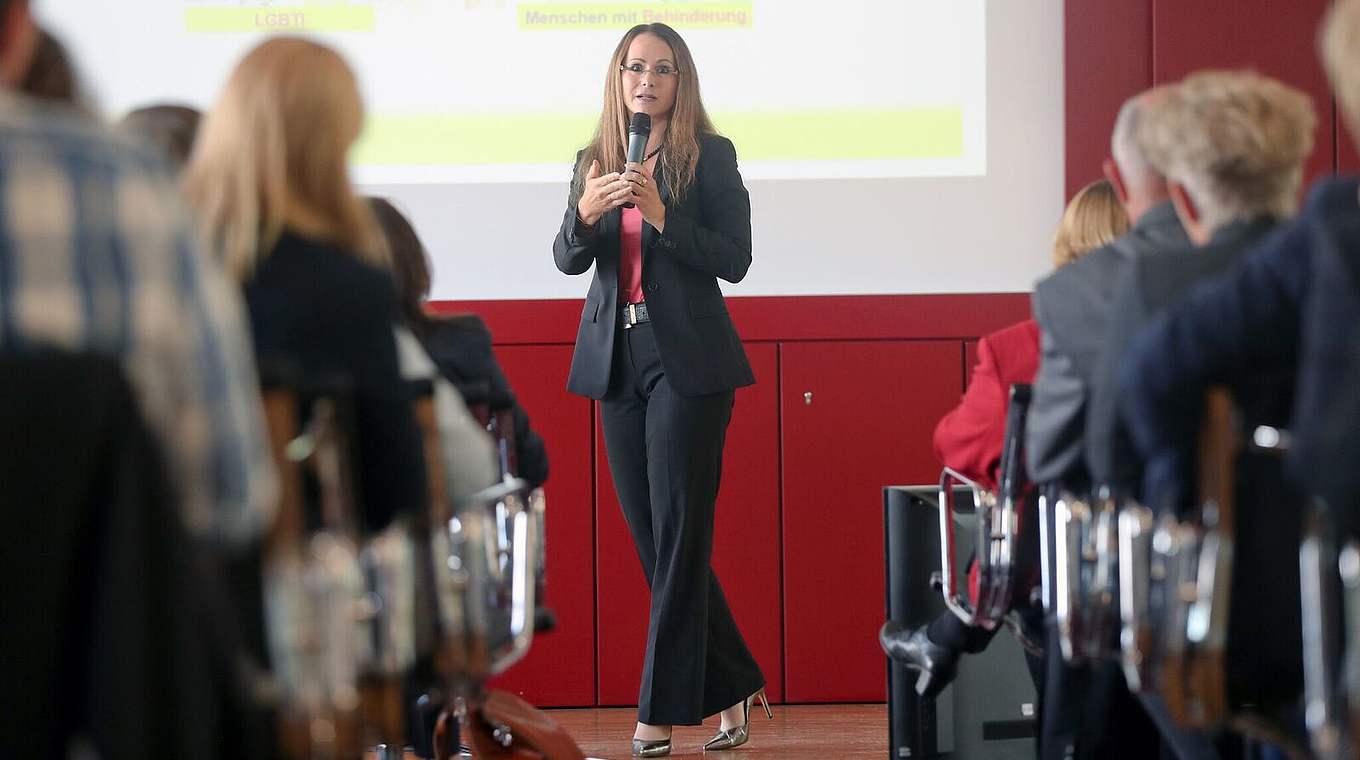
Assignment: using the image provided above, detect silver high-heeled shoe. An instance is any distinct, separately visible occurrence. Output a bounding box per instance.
[631,736,672,757]
[702,689,773,751]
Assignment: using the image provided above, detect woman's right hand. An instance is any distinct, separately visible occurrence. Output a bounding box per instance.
[576,160,635,227]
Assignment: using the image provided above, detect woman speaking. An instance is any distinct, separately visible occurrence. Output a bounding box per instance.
[552,22,768,758]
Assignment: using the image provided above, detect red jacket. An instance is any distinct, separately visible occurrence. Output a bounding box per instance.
[933,319,1041,493]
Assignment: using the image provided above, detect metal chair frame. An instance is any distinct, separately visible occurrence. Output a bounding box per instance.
[1053,490,1122,664]
[935,385,1038,645]
[261,388,370,760]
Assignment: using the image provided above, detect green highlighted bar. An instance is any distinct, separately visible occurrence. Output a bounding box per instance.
[185,5,376,33]
[718,108,963,162]
[517,3,752,30]
[352,108,964,165]
[354,113,596,166]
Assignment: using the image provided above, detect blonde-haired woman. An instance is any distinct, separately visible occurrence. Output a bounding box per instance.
[1052,179,1130,267]
[185,37,426,533]
[880,179,1127,698]
[552,23,764,757]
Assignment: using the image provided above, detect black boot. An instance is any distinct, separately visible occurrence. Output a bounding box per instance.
[878,621,960,699]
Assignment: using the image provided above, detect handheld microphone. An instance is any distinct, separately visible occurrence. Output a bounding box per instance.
[622,112,651,209]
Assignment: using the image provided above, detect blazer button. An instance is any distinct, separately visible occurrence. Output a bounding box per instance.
[647,282,659,292]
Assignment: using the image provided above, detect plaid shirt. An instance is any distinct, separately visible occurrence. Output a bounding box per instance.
[0,93,277,544]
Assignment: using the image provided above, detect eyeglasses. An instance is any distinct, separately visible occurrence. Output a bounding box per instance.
[619,63,679,78]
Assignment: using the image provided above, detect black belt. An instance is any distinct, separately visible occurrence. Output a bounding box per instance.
[619,302,651,329]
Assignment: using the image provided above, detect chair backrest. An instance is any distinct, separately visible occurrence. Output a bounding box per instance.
[1299,502,1351,759]
[937,384,1038,637]
[1158,387,1236,729]
[418,378,542,694]
[1342,543,1360,756]
[998,384,1033,505]
[258,377,372,760]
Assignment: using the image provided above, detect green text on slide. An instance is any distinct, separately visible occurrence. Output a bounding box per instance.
[518,3,753,30]
[185,4,376,33]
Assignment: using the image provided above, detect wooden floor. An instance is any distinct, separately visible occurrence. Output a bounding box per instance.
[546,704,887,760]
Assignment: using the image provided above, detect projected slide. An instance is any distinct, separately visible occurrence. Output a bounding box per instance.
[41,0,985,183]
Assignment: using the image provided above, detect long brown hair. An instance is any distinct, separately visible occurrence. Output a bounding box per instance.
[184,37,385,280]
[573,23,715,205]
[369,197,434,334]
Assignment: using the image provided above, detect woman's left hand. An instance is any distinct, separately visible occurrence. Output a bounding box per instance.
[624,162,665,233]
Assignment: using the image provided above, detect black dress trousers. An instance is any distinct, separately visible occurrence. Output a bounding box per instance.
[600,320,764,726]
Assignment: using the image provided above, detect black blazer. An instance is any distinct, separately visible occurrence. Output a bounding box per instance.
[419,314,549,488]
[553,134,755,399]
[244,231,427,533]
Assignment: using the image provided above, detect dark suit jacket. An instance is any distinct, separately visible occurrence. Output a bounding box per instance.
[1026,202,1188,487]
[1085,217,1280,490]
[419,314,549,488]
[553,134,755,399]
[1121,177,1360,536]
[244,231,427,533]
[1115,182,1360,712]
[933,318,1040,493]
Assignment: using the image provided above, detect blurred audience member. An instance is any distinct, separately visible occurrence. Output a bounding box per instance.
[939,179,1127,495]
[1023,84,1190,760]
[1100,69,1317,759]
[184,37,425,533]
[120,103,201,171]
[1090,70,1315,499]
[372,196,550,489]
[1026,87,1188,493]
[0,0,276,546]
[18,27,77,104]
[880,179,1126,699]
[1122,0,1360,556]
[367,198,499,499]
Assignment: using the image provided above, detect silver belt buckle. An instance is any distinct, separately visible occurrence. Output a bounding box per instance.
[626,303,637,329]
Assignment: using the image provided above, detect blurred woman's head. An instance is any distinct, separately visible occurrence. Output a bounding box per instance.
[119,104,201,171]
[369,197,432,332]
[20,28,76,104]
[184,37,383,279]
[1051,179,1129,267]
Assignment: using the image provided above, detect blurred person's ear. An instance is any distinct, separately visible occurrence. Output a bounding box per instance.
[1102,158,1131,218]
[0,0,36,89]
[1167,181,1208,246]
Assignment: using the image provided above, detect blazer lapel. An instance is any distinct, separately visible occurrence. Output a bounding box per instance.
[642,164,671,252]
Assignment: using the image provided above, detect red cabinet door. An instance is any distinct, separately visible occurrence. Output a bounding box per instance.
[781,340,963,702]
[486,344,596,707]
[595,343,783,706]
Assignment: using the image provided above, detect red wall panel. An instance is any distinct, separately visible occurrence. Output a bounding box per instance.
[485,345,597,707]
[1153,0,1337,186]
[781,341,963,702]
[435,294,1032,346]
[594,344,783,706]
[1064,0,1153,198]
